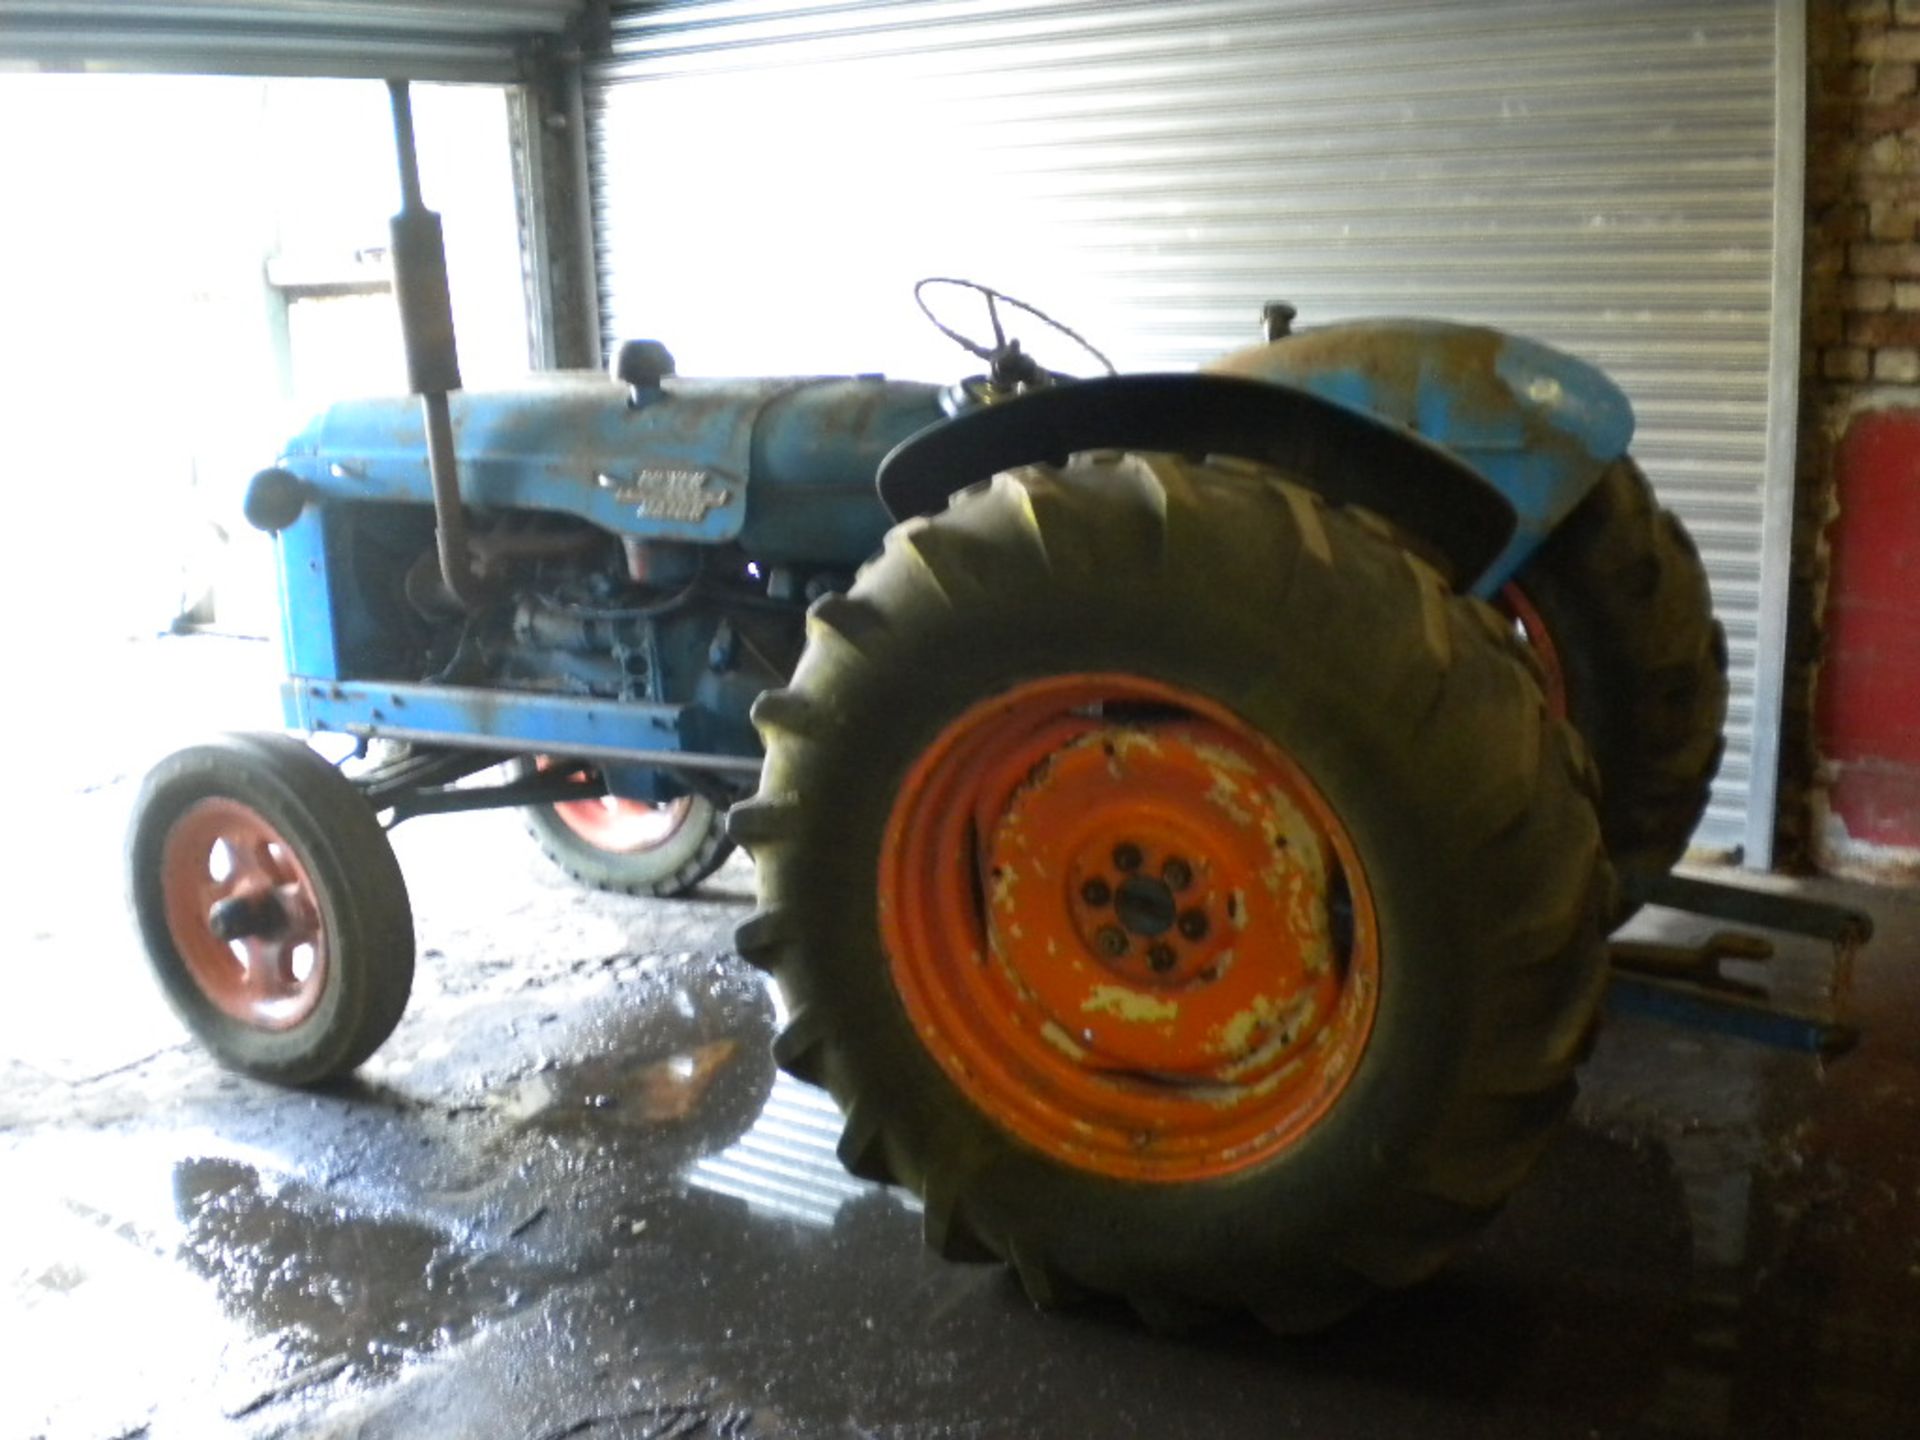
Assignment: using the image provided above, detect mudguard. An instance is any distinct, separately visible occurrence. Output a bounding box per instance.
[1209,320,1636,595]
[877,372,1517,588]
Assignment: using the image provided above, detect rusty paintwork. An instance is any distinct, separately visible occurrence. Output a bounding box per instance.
[1209,318,1635,593]
[876,673,1381,1183]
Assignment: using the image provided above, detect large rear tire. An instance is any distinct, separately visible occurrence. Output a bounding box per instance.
[1501,459,1728,894]
[731,454,1611,1332]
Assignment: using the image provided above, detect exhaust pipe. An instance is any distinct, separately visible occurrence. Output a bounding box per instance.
[386,78,483,611]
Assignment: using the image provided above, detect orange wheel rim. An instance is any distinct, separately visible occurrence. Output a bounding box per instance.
[880,674,1381,1182]
[539,758,694,852]
[1499,582,1569,719]
[159,798,327,1031]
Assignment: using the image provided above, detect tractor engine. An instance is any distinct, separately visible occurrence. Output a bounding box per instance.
[318,501,825,761]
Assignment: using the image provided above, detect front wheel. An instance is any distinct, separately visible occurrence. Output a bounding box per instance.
[127,732,414,1085]
[520,759,733,899]
[732,453,1612,1332]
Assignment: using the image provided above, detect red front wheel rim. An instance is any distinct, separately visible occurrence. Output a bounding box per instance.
[540,759,696,853]
[159,797,328,1030]
[879,673,1381,1183]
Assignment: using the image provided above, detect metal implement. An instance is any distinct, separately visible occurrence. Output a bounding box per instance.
[1607,871,1873,1056]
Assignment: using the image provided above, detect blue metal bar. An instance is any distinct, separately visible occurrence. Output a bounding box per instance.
[1605,975,1858,1057]
[282,678,761,775]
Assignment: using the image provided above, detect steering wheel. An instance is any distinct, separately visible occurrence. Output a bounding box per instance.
[914,277,1117,387]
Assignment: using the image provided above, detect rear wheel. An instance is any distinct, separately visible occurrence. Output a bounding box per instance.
[521,759,732,898]
[732,453,1611,1331]
[127,732,414,1085]
[1500,458,1728,897]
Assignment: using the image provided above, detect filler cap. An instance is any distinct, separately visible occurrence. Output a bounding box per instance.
[612,339,676,403]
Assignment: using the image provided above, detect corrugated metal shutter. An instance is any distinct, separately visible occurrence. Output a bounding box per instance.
[0,2,585,81]
[587,0,1800,859]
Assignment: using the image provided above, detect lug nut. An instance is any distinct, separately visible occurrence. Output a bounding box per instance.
[1162,857,1192,891]
[1177,908,1209,940]
[1080,877,1112,907]
[1147,943,1178,973]
[1096,926,1130,957]
[1113,843,1143,872]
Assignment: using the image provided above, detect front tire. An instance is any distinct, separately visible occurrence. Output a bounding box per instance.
[520,759,733,899]
[127,732,414,1085]
[732,454,1611,1331]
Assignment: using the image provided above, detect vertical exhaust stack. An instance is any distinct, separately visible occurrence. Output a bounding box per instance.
[386,78,482,610]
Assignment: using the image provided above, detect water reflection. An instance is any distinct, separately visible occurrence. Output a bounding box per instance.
[685,1072,916,1228]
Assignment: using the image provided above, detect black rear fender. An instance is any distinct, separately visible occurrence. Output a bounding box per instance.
[876,373,1516,588]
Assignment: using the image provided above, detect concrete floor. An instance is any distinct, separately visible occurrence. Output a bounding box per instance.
[4,634,1918,1439]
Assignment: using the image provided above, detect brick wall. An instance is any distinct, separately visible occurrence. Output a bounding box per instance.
[1789,0,1920,879]
[1807,0,1920,385]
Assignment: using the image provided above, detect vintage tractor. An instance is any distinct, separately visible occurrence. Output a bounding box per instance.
[126,84,1732,1332]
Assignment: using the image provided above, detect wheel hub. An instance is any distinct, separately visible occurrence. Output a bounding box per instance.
[881,673,1381,1182]
[207,891,288,942]
[160,797,328,1031]
[986,723,1346,1079]
[1075,849,1215,984]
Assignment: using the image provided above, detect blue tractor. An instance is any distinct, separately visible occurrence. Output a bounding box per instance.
[127,84,1727,1332]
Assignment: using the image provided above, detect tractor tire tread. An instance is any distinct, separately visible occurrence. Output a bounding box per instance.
[735,453,1611,1333]
[1510,458,1728,898]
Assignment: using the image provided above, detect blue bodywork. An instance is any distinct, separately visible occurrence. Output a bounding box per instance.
[274,373,944,571]
[259,317,1634,783]
[268,373,944,787]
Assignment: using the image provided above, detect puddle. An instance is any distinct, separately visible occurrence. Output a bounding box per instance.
[173,1156,563,1379]
[0,1132,576,1436]
[458,964,781,1187]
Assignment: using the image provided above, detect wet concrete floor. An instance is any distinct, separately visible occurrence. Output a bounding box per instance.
[3,634,1918,1438]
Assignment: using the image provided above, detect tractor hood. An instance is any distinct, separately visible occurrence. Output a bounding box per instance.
[279,372,945,551]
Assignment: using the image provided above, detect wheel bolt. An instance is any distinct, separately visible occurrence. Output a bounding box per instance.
[1113,843,1143,872]
[1177,908,1209,940]
[1147,943,1177,974]
[1162,857,1192,891]
[1080,877,1112,907]
[1097,926,1130,958]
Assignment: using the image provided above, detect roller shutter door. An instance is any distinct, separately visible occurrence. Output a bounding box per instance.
[587,0,1803,862]
[0,2,584,81]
